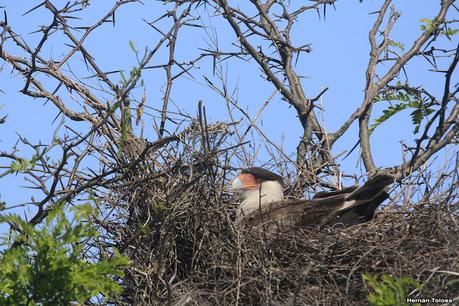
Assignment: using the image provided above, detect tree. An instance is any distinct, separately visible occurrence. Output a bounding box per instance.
[0,203,128,305]
[0,0,457,304]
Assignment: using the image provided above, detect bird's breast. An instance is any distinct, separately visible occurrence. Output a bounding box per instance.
[239,181,284,217]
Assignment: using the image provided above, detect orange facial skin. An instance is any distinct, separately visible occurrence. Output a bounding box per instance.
[235,173,259,190]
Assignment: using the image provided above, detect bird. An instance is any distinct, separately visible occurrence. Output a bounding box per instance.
[231,167,284,220]
[231,167,394,232]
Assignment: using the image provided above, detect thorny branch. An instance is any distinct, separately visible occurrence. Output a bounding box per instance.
[185,0,458,182]
[0,1,458,304]
[355,0,455,174]
[0,0,198,228]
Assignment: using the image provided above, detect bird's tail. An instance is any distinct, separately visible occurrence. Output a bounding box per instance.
[325,174,394,226]
[345,174,394,201]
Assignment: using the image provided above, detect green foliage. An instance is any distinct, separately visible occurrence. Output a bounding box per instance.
[442,28,459,41]
[419,18,459,40]
[363,274,422,306]
[120,67,141,86]
[371,87,434,134]
[419,18,436,32]
[10,158,34,173]
[119,41,142,87]
[419,17,457,39]
[0,203,129,305]
[388,40,404,52]
[129,40,137,53]
[6,116,65,176]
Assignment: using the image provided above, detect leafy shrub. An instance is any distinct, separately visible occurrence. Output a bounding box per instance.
[0,203,129,305]
[363,273,422,306]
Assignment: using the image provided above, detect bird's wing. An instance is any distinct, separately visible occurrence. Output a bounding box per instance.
[242,174,394,233]
[242,194,348,232]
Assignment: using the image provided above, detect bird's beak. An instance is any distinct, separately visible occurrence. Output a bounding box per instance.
[230,177,243,191]
[231,175,258,191]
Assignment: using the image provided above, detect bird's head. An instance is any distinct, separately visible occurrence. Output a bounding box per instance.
[231,167,284,212]
[232,167,283,191]
[231,172,259,192]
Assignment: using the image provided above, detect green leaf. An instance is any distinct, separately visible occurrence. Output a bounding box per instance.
[442,28,459,41]
[370,103,410,133]
[419,18,437,32]
[371,88,434,134]
[410,107,434,134]
[130,67,139,78]
[10,159,31,173]
[119,71,127,84]
[443,28,459,36]
[389,40,405,51]
[129,40,137,53]
[419,18,431,24]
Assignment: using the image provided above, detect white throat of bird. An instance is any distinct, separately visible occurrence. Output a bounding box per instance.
[232,178,284,218]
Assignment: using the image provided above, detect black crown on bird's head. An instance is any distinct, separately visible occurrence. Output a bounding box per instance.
[232,167,283,191]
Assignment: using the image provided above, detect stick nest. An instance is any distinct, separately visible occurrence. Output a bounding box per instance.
[99,124,458,305]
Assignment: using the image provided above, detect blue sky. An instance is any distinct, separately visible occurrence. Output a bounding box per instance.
[0,1,457,212]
